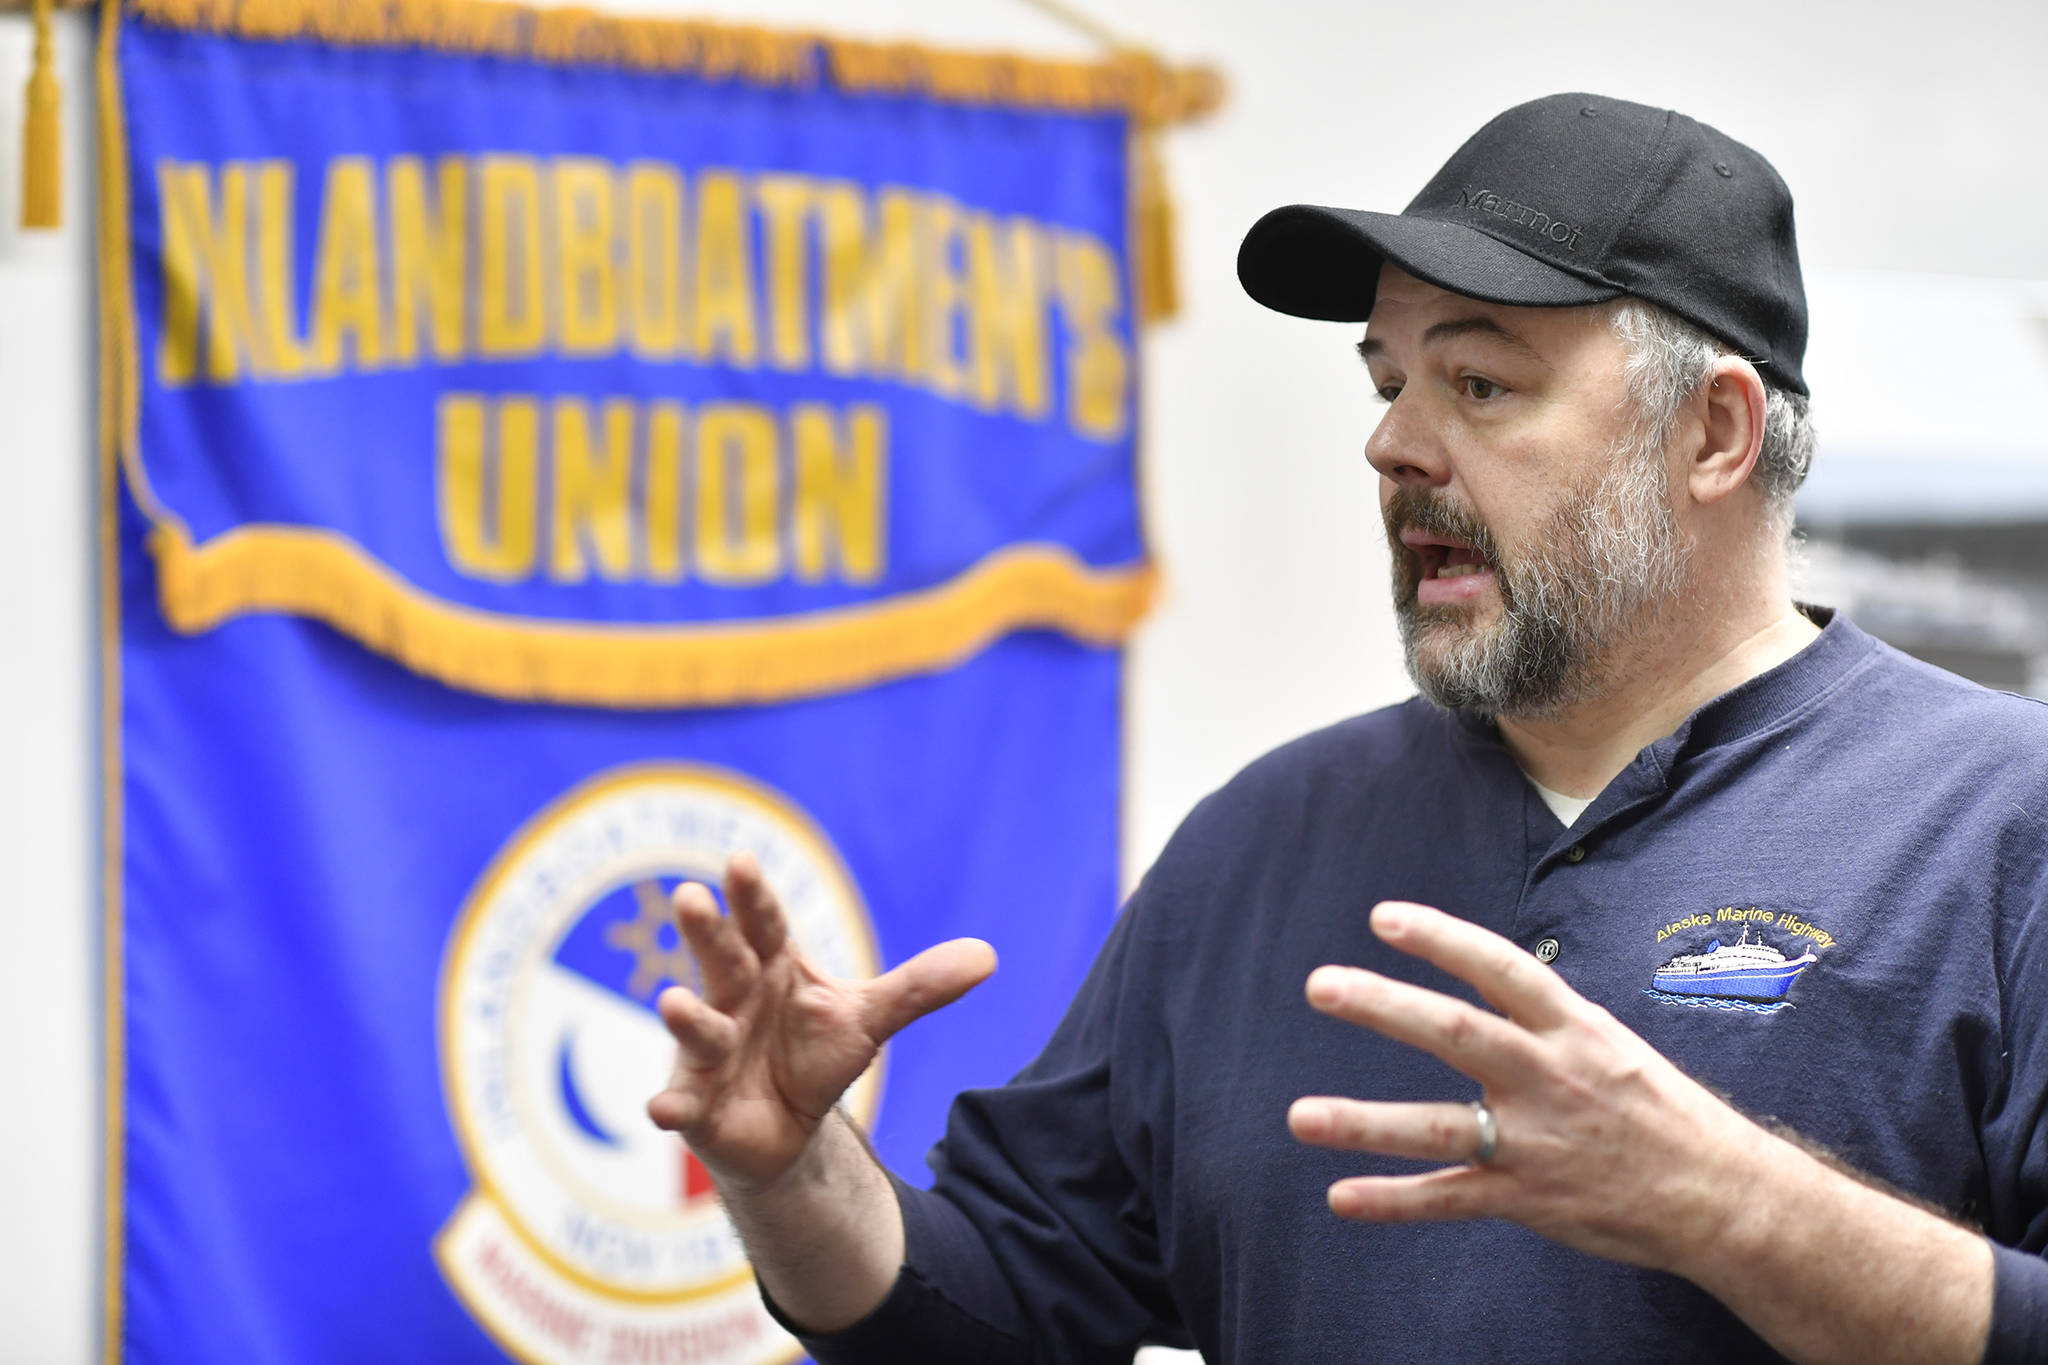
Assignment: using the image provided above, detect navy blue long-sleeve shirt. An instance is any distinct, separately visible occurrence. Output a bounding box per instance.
[782,611,2048,1362]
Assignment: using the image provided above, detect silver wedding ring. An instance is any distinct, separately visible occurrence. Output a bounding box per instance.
[1469,1099,1499,1165]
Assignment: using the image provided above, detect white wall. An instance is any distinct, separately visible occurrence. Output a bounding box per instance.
[0,12,101,1362]
[6,2,2048,1359]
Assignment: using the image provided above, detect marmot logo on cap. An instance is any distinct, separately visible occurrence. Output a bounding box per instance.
[1454,186,1584,250]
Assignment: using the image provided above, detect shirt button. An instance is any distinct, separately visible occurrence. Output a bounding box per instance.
[1564,843,1587,863]
[1534,938,1561,964]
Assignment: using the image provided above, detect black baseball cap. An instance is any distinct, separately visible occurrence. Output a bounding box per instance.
[1237,93,1809,395]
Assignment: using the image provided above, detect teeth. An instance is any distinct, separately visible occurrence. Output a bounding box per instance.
[1435,562,1486,579]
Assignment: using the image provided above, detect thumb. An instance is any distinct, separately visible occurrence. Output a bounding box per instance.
[861,938,998,1044]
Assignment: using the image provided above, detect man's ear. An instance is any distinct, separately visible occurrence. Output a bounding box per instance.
[1690,356,1767,508]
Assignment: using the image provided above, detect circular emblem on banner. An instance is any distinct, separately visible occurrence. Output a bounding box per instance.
[436,763,881,1365]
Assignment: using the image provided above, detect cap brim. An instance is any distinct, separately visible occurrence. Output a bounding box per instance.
[1238,204,1622,322]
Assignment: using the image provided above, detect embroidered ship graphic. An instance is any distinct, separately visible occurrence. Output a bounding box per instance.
[1649,927,1816,1004]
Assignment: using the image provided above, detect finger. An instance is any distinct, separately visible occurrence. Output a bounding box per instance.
[1306,965,1541,1087]
[1369,901,1571,1029]
[673,881,758,1011]
[723,852,789,963]
[656,983,740,1067]
[646,1088,702,1134]
[860,938,998,1043]
[1289,1097,1495,1165]
[1327,1165,1509,1223]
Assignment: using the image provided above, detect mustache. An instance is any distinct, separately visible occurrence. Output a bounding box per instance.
[1382,487,1501,566]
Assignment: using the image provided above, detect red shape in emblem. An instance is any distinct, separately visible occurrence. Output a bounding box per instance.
[682,1145,716,1204]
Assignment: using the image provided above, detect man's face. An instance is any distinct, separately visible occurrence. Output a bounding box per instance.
[1360,266,1692,717]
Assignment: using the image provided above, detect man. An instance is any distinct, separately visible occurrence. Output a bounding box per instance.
[646,94,2048,1362]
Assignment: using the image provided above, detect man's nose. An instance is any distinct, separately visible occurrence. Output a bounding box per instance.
[1365,396,1452,488]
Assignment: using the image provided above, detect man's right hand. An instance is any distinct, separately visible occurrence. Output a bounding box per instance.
[646,851,998,1195]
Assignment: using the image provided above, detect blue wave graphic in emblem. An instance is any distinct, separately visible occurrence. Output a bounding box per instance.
[555,1031,621,1147]
[1641,988,1791,1015]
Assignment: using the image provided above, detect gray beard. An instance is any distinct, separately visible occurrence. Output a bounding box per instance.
[1389,439,1693,719]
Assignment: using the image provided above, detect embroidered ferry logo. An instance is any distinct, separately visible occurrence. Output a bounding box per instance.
[1645,910,1829,1015]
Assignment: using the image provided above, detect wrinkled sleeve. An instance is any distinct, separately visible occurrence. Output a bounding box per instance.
[767,883,1188,1365]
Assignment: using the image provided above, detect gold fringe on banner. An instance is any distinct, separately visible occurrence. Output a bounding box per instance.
[148,523,1158,708]
[126,0,1225,122]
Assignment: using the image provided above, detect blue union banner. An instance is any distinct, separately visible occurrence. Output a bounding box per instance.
[97,2,1214,1359]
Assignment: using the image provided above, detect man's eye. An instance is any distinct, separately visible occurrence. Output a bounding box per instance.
[1375,384,1402,404]
[1462,376,1502,400]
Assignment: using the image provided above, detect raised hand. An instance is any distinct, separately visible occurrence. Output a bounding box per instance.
[1284,901,1994,1365]
[1285,900,1756,1270]
[646,852,997,1194]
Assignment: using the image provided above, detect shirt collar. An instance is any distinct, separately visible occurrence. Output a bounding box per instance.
[1655,605,1880,763]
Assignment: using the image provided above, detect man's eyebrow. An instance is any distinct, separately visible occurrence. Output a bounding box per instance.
[1354,317,1552,368]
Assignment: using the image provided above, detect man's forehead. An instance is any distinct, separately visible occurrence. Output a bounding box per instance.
[1362,266,1601,365]
[1371,263,1460,309]
[1369,264,1542,333]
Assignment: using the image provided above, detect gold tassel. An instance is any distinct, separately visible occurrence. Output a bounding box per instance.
[1133,122,1178,323]
[21,0,61,229]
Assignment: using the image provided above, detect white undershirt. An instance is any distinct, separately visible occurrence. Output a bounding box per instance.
[1527,775,1597,829]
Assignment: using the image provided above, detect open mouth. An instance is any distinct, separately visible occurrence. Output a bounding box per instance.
[1400,528,1494,580]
